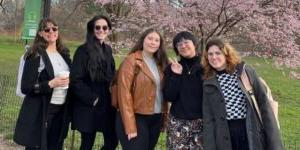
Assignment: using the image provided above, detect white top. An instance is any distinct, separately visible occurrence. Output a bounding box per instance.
[142,52,162,113]
[47,51,70,105]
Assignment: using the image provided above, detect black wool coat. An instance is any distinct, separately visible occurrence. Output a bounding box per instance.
[70,43,116,133]
[202,63,283,150]
[14,49,72,149]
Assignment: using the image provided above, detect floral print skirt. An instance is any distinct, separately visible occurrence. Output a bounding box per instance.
[166,114,203,150]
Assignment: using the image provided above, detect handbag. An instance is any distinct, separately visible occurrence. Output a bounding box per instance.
[240,65,280,128]
[16,54,45,97]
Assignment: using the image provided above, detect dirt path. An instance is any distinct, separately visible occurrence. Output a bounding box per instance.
[0,136,23,150]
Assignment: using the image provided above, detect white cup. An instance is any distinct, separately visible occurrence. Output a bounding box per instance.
[57,71,70,78]
[57,71,70,89]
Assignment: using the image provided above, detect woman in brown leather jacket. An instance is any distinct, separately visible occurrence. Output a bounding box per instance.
[115,28,169,150]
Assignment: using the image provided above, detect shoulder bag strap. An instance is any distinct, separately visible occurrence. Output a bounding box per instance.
[240,65,262,123]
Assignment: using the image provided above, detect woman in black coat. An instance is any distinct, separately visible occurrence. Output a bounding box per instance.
[14,18,71,150]
[201,38,283,150]
[70,15,118,150]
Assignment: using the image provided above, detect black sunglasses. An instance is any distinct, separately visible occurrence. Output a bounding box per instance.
[44,27,58,33]
[94,25,108,31]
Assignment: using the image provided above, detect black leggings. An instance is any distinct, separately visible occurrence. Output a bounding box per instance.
[116,112,162,150]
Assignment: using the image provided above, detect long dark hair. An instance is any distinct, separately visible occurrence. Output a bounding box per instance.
[26,18,66,58]
[130,28,168,70]
[85,15,113,82]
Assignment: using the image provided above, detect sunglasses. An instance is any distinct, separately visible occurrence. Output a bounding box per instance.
[43,27,58,33]
[94,25,108,31]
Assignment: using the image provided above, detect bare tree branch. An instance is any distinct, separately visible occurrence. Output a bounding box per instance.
[62,0,90,26]
[260,0,274,7]
[0,0,6,14]
[222,16,246,35]
[206,0,226,39]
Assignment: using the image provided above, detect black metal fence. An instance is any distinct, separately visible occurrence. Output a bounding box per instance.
[0,67,298,150]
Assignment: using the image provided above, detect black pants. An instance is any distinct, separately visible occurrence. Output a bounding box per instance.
[25,147,40,150]
[116,112,162,150]
[25,104,64,150]
[80,130,118,150]
[228,119,249,150]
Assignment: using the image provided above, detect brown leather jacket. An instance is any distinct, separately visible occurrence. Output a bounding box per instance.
[117,50,168,134]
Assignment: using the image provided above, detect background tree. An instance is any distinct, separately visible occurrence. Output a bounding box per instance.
[96,0,300,68]
[0,0,299,68]
[0,0,24,38]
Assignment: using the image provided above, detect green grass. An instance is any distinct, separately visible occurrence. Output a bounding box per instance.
[244,57,300,146]
[0,36,299,149]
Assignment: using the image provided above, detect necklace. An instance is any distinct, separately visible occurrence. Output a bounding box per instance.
[185,63,194,75]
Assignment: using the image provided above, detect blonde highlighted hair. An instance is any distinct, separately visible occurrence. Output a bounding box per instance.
[201,38,241,79]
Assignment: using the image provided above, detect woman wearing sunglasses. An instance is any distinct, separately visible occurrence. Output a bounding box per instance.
[14,18,71,150]
[70,15,118,150]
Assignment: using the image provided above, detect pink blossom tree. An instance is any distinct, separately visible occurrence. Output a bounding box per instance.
[95,0,300,68]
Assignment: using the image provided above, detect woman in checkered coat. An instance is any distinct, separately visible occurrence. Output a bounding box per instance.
[201,38,283,150]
